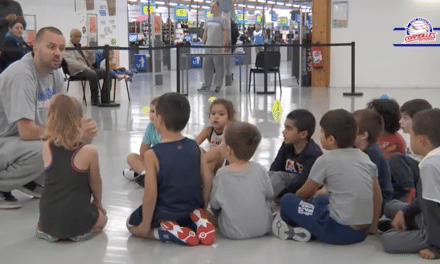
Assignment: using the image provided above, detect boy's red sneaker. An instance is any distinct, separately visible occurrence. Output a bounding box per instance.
[160,221,199,246]
[190,208,215,245]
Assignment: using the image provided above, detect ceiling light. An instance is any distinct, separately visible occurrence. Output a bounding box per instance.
[267,1,275,4]
[247,5,255,8]
[276,2,284,5]
[285,3,292,6]
[293,4,300,8]
[168,2,177,6]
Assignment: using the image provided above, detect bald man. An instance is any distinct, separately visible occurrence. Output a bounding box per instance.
[0,27,97,208]
[64,29,107,105]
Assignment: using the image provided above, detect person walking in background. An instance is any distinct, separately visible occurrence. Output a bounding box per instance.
[198,1,230,93]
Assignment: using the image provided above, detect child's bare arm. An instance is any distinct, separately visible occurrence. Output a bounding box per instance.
[139,143,150,159]
[128,150,158,238]
[200,149,213,208]
[296,179,321,201]
[369,177,383,234]
[88,145,105,215]
[204,147,222,163]
[195,127,211,145]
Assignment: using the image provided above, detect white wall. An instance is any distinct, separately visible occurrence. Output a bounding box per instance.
[331,0,440,88]
[20,0,129,68]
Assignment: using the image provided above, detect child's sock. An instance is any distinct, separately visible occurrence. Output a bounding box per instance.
[153,228,160,240]
[190,208,215,245]
[159,221,199,246]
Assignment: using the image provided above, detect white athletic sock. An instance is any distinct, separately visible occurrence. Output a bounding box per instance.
[153,228,160,240]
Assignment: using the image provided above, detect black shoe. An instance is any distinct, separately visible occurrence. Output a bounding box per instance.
[378,219,393,232]
[91,101,100,106]
[135,174,145,187]
[0,191,21,209]
[17,181,43,199]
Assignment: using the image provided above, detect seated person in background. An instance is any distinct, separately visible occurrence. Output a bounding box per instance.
[209,121,274,240]
[273,109,382,244]
[269,109,322,200]
[379,99,433,230]
[389,99,432,203]
[127,93,214,246]
[354,109,394,208]
[382,109,440,260]
[64,28,107,105]
[0,19,31,72]
[94,49,133,82]
[367,98,406,158]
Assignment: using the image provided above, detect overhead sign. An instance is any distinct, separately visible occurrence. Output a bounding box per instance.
[256,14,262,25]
[235,10,248,24]
[278,17,288,26]
[141,2,155,14]
[205,10,211,19]
[174,4,188,20]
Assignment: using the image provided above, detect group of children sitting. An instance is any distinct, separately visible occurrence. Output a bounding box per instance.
[33,92,440,259]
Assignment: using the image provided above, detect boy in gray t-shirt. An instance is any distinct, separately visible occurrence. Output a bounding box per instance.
[209,121,274,240]
[272,109,382,244]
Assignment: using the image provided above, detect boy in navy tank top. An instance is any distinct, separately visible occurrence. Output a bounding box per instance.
[127,93,215,246]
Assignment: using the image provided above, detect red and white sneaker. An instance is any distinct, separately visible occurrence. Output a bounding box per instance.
[190,208,215,245]
[160,221,199,246]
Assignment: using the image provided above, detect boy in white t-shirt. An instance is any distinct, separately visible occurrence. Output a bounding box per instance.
[272,109,382,244]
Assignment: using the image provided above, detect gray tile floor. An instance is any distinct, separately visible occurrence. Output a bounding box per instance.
[2,65,439,263]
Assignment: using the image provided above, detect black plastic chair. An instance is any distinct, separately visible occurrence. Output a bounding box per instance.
[248,51,282,94]
[111,77,131,102]
[61,59,88,105]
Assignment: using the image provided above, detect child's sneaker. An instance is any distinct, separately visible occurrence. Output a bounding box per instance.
[35,226,59,243]
[122,169,138,181]
[159,221,199,246]
[272,218,311,242]
[135,173,145,187]
[70,231,93,242]
[190,208,215,245]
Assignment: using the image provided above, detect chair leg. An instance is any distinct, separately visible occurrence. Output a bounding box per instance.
[67,81,70,93]
[274,72,276,93]
[248,70,252,93]
[113,78,116,102]
[278,71,282,94]
[125,80,131,101]
[81,80,87,106]
[253,72,256,93]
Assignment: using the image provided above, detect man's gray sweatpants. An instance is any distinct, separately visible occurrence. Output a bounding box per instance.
[203,48,224,89]
[0,137,44,192]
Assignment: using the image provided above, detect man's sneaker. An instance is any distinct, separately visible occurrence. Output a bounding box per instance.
[0,191,21,209]
[190,208,215,245]
[197,86,210,92]
[35,226,59,243]
[122,169,139,181]
[17,181,43,199]
[214,87,221,93]
[272,218,311,242]
[159,221,199,246]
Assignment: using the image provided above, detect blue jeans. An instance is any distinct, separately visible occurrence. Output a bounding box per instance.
[280,194,369,245]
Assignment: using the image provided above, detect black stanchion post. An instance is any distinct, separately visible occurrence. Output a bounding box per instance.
[99,45,120,107]
[343,41,363,96]
[176,45,180,94]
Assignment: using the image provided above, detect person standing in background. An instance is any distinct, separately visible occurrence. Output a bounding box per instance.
[197,1,230,93]
[0,0,24,47]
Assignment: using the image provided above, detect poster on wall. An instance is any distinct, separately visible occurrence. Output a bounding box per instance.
[332,1,348,28]
[89,16,97,34]
[27,31,35,46]
[86,0,94,10]
[154,15,162,35]
[75,0,86,11]
[107,0,116,16]
[87,14,98,46]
